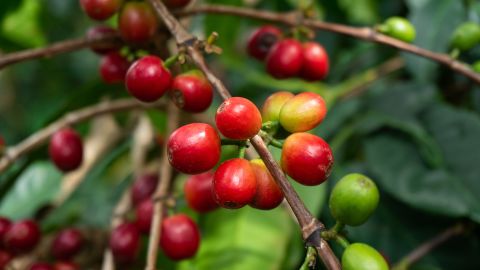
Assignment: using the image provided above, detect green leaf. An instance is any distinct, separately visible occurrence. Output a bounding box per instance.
[0,161,61,219]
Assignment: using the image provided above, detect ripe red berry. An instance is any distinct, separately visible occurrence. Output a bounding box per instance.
[167,123,221,174]
[49,128,84,172]
[265,39,303,79]
[134,199,153,234]
[126,55,172,102]
[109,223,140,264]
[281,133,333,186]
[0,250,12,270]
[279,92,327,133]
[29,263,53,270]
[86,25,120,55]
[51,229,84,260]
[52,261,79,270]
[300,42,329,81]
[160,214,200,261]
[4,220,41,254]
[170,70,213,113]
[164,0,191,8]
[99,51,130,84]
[212,158,257,209]
[261,91,294,123]
[79,0,120,21]
[249,159,284,210]
[131,173,159,206]
[215,97,262,140]
[247,25,282,60]
[184,171,219,213]
[0,217,12,248]
[118,2,158,43]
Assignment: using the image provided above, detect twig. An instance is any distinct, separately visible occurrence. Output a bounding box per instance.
[145,102,179,270]
[0,98,165,174]
[175,4,480,85]
[147,0,340,269]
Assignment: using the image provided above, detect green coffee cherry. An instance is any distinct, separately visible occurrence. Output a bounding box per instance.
[329,173,379,226]
[451,22,480,51]
[473,60,480,73]
[342,243,389,270]
[379,17,416,43]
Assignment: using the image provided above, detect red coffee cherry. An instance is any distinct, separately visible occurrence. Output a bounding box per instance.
[248,159,284,210]
[265,39,303,79]
[49,128,84,172]
[212,158,257,209]
[0,250,12,270]
[261,91,294,123]
[79,0,120,21]
[53,262,79,270]
[109,223,140,264]
[86,25,120,55]
[215,97,262,140]
[184,171,218,213]
[0,217,12,248]
[164,0,191,8]
[51,229,84,260]
[281,133,333,186]
[99,51,130,84]
[167,123,221,174]
[247,25,282,60]
[131,173,159,206]
[300,42,329,81]
[118,2,158,43]
[279,92,327,133]
[29,263,53,270]
[126,55,172,102]
[134,199,153,234]
[160,214,200,261]
[170,70,213,113]
[4,220,41,254]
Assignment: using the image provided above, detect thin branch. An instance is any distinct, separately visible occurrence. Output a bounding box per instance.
[175,4,480,85]
[0,98,165,174]
[147,0,340,269]
[145,102,179,270]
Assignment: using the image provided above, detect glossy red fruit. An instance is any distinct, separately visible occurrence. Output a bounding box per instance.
[29,263,53,270]
[131,173,159,206]
[160,214,200,261]
[118,2,158,43]
[261,91,294,123]
[215,97,262,140]
[52,261,79,270]
[51,229,84,260]
[184,171,219,213]
[170,70,213,113]
[0,250,12,270]
[164,0,191,8]
[249,159,284,210]
[99,52,130,84]
[134,199,153,234]
[167,123,221,174]
[126,55,172,102]
[49,128,83,172]
[86,26,120,55]
[80,0,120,21]
[281,133,333,186]
[212,158,257,209]
[266,39,303,79]
[279,92,327,133]
[300,42,329,81]
[4,220,41,254]
[0,217,12,248]
[109,223,140,264]
[247,25,282,60]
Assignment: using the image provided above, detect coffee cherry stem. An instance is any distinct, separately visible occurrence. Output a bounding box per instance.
[449,48,460,59]
[164,53,181,68]
[269,138,284,149]
[300,246,317,270]
[238,144,247,159]
[261,120,280,133]
[334,235,350,249]
[331,221,345,234]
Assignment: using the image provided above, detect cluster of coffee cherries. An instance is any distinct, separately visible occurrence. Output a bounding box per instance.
[0,217,83,270]
[247,25,329,81]
[108,173,200,264]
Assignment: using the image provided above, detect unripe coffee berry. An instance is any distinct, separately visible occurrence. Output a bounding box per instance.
[51,229,84,260]
[281,133,333,186]
[126,55,172,102]
[80,0,120,21]
[170,70,213,113]
[342,243,388,270]
[134,199,153,234]
[86,26,121,55]
[160,214,200,261]
[213,158,257,209]
[131,173,159,206]
[118,2,158,43]
[99,52,130,84]
[216,97,262,140]
[184,171,219,213]
[265,39,303,79]
[300,42,329,81]
[247,25,282,60]
[451,22,480,51]
[164,0,191,8]
[249,159,284,210]
[379,17,416,43]
[279,92,326,133]
[261,91,294,123]
[168,123,221,174]
[4,220,41,254]
[49,128,84,172]
[329,173,379,226]
[29,263,53,270]
[109,223,140,264]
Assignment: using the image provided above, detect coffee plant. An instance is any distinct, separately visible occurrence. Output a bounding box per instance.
[0,0,479,269]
